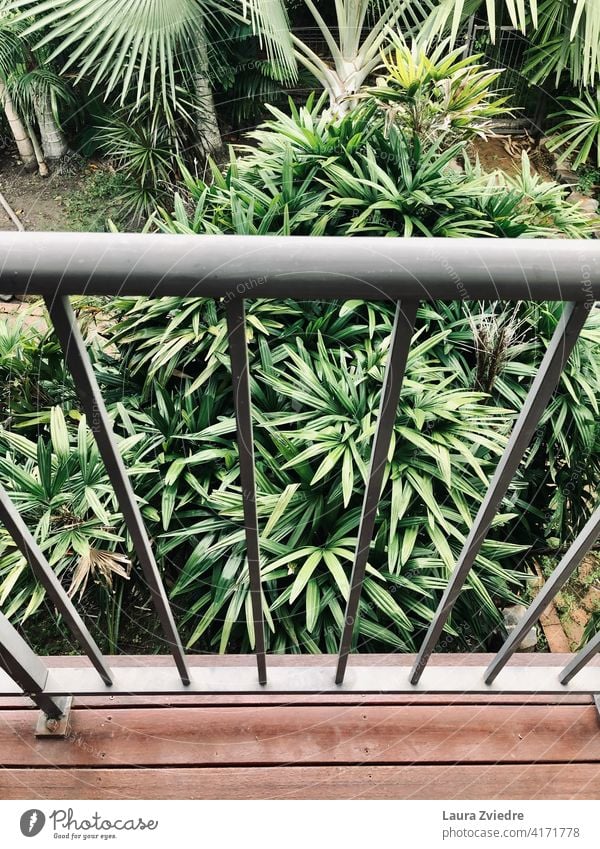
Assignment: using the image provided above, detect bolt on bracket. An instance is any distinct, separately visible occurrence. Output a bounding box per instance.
[35,696,73,738]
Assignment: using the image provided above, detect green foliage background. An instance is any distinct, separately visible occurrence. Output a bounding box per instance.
[0,36,598,658]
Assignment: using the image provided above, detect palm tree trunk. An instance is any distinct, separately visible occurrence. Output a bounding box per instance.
[194,19,222,155]
[25,119,49,177]
[194,73,222,154]
[33,91,68,160]
[0,78,36,172]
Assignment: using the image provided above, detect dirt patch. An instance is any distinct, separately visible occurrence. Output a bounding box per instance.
[470,135,556,180]
[554,554,600,649]
[0,299,47,331]
[0,155,85,231]
[523,553,600,652]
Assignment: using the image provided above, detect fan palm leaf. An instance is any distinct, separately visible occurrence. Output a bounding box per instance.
[524,0,600,86]
[426,0,600,86]
[11,0,296,108]
[547,91,600,168]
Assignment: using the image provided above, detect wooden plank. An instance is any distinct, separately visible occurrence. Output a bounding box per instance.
[0,764,598,800]
[0,692,592,710]
[1,704,599,767]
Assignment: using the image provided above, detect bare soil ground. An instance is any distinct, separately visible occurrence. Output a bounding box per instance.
[0,298,47,329]
[470,135,556,180]
[530,553,600,652]
[555,554,600,649]
[0,154,82,231]
[0,138,560,235]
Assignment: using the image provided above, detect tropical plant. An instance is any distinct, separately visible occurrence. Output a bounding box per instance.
[155,95,595,240]
[291,0,437,114]
[0,295,530,654]
[11,0,297,152]
[0,3,39,170]
[101,297,528,654]
[8,64,73,162]
[0,313,75,421]
[0,406,156,648]
[11,0,445,147]
[425,0,534,44]
[211,19,302,126]
[0,19,35,168]
[433,299,600,544]
[523,0,600,88]
[94,107,184,222]
[369,35,508,143]
[468,150,599,238]
[119,95,593,653]
[103,295,600,654]
[426,0,600,88]
[0,0,74,172]
[547,90,600,168]
[3,297,598,654]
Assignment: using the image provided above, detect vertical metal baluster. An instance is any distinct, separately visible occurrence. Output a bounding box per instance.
[44,295,190,685]
[336,301,418,684]
[411,301,590,685]
[0,611,64,717]
[225,298,267,684]
[560,631,600,685]
[486,501,600,684]
[0,485,112,685]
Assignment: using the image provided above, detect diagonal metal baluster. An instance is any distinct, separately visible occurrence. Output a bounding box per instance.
[0,610,64,717]
[486,501,600,684]
[336,301,418,685]
[411,300,591,685]
[44,295,190,686]
[560,630,600,684]
[0,485,112,685]
[225,298,267,684]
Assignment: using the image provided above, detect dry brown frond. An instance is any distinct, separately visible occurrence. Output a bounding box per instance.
[68,547,131,598]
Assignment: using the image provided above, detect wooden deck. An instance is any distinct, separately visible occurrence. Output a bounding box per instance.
[0,655,599,800]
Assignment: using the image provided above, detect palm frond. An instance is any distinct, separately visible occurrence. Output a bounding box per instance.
[11,0,296,109]
[427,0,600,86]
[68,547,131,598]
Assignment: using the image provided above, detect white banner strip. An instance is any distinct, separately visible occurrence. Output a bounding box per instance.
[2,800,599,848]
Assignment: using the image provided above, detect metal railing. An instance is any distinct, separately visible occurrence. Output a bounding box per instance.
[0,233,599,718]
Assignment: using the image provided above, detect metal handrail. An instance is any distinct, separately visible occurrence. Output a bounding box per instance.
[0,232,598,718]
[1,233,599,299]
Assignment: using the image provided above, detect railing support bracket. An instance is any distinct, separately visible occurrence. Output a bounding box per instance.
[35,696,72,738]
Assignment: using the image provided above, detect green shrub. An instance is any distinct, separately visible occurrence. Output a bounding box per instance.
[0,85,597,657]
[65,170,134,232]
[0,405,157,650]
[156,96,595,239]
[576,164,600,195]
[370,36,509,144]
[105,299,528,652]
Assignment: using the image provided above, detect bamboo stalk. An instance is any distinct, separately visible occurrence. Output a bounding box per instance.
[0,189,24,231]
